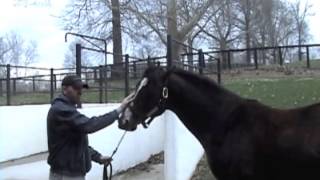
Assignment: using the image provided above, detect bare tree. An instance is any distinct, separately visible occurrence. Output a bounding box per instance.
[0,31,38,77]
[178,0,213,68]
[62,0,113,38]
[129,34,165,59]
[121,0,167,58]
[234,0,259,64]
[199,0,240,67]
[0,37,10,65]
[62,0,215,66]
[110,0,123,77]
[250,0,296,64]
[4,32,24,65]
[0,31,38,66]
[63,40,93,68]
[232,0,300,65]
[251,0,274,64]
[290,0,313,61]
[24,40,38,66]
[62,0,125,77]
[124,0,215,61]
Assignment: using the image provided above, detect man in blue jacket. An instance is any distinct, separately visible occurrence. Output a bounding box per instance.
[47,75,133,180]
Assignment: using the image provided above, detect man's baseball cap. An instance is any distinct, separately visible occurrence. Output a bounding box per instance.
[62,75,89,89]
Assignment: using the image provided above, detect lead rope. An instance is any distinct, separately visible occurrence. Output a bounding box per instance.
[103,131,127,180]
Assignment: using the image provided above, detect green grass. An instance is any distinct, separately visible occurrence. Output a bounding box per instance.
[254,59,320,70]
[286,59,320,69]
[224,78,320,108]
[81,90,125,103]
[0,78,140,105]
[0,92,50,106]
[1,77,320,107]
[0,90,126,106]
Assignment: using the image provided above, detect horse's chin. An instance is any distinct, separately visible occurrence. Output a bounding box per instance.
[118,125,137,131]
[118,120,138,131]
[128,127,137,131]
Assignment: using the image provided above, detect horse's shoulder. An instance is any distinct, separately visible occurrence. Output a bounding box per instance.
[223,99,260,129]
[297,102,320,123]
[231,98,271,119]
[304,102,320,111]
[244,98,270,109]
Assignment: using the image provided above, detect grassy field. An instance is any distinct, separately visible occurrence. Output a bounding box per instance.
[0,90,126,106]
[0,92,50,106]
[81,89,126,103]
[0,78,141,105]
[255,59,320,69]
[224,77,320,108]
[1,77,320,107]
[286,59,320,69]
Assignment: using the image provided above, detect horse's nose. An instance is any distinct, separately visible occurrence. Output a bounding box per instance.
[118,119,129,129]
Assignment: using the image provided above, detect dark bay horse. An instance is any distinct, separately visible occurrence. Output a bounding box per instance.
[118,66,320,180]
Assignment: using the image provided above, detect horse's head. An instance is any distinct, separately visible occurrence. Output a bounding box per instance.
[118,66,169,131]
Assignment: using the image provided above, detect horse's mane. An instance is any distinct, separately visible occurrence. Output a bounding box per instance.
[143,66,241,103]
[169,68,239,98]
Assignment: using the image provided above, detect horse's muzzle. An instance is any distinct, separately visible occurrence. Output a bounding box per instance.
[118,119,128,130]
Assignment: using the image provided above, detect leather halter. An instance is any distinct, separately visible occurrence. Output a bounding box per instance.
[129,86,169,128]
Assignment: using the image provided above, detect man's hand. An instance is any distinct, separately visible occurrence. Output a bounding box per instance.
[116,92,135,114]
[96,155,112,165]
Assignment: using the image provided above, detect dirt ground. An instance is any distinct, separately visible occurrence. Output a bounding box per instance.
[112,152,164,180]
[113,164,163,180]
[191,154,216,180]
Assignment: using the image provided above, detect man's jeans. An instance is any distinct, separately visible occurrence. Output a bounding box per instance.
[49,171,85,180]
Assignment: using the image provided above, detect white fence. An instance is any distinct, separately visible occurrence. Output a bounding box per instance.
[164,111,204,180]
[0,104,204,180]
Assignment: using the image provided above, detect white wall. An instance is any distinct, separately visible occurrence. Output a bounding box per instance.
[87,116,165,176]
[79,105,165,174]
[0,104,165,175]
[0,105,204,180]
[0,104,49,161]
[164,111,204,180]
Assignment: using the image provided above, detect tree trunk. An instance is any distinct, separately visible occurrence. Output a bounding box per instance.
[167,0,181,62]
[298,27,302,61]
[111,0,123,78]
[245,0,251,65]
[220,39,228,69]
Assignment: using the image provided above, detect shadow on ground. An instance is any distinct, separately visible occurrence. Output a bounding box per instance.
[191,154,216,180]
[113,152,164,180]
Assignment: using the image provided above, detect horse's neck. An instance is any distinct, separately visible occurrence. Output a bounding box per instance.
[165,73,239,146]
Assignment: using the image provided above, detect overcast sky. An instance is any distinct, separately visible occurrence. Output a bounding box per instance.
[0,0,319,68]
[0,0,68,68]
